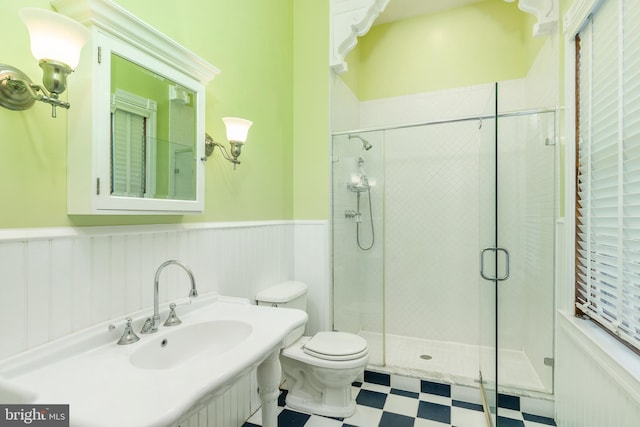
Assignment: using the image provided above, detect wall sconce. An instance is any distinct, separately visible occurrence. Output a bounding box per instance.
[203,117,253,170]
[0,8,90,118]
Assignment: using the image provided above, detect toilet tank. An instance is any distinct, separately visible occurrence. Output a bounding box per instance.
[256,281,308,311]
[256,281,308,346]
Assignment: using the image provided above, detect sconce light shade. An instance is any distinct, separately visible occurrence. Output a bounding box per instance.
[0,7,89,117]
[202,117,253,169]
[222,117,253,143]
[19,8,90,70]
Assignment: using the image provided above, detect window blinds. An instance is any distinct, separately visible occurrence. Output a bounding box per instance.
[576,0,640,351]
[111,109,146,197]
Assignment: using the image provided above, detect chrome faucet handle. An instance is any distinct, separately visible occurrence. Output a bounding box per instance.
[117,317,140,345]
[140,317,157,334]
[163,303,182,327]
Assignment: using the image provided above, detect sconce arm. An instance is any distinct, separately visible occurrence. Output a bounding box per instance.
[0,65,70,118]
[33,86,70,113]
[202,133,241,166]
[27,83,70,118]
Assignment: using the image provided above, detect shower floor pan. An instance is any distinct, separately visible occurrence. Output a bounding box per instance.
[359,331,549,397]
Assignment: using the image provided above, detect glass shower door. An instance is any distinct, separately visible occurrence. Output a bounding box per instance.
[331,131,385,367]
[479,85,556,425]
[478,83,498,425]
[330,85,555,427]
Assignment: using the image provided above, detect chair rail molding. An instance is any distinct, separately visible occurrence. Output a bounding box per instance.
[506,0,558,37]
[330,0,390,74]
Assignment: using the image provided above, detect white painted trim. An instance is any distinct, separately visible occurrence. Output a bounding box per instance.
[51,0,219,83]
[111,88,158,198]
[558,311,640,404]
[563,0,604,37]
[514,0,559,36]
[330,0,390,73]
[330,0,559,74]
[56,0,214,215]
[562,18,578,313]
[0,220,328,242]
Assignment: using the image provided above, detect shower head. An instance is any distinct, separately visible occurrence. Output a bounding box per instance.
[349,134,373,151]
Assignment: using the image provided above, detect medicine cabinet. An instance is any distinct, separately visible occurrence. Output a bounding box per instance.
[53,0,219,214]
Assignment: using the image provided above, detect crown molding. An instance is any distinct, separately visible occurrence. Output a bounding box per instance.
[51,0,219,84]
[509,0,559,37]
[330,0,390,74]
[330,0,558,75]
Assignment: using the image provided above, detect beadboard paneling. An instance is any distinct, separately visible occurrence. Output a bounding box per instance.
[0,221,328,426]
[556,313,640,426]
[0,221,327,360]
[175,371,255,427]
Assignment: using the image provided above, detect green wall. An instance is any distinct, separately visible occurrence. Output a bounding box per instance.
[0,0,329,228]
[343,0,538,100]
[293,0,330,220]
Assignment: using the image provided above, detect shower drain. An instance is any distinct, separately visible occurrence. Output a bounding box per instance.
[420,354,433,360]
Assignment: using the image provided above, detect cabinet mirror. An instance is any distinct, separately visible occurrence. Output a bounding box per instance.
[59,0,220,215]
[110,53,197,201]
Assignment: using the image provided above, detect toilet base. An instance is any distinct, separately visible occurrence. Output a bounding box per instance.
[285,389,357,418]
[281,361,363,418]
[279,335,368,419]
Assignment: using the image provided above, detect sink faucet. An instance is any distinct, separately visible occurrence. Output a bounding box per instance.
[141,260,198,334]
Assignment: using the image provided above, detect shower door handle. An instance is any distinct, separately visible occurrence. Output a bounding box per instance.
[480,247,510,281]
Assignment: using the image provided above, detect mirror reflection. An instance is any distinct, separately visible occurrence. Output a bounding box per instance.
[110,53,197,201]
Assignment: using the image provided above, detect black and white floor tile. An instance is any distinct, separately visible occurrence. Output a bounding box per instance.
[242,371,556,427]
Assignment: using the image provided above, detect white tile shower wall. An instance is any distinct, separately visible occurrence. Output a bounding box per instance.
[383,122,481,345]
[0,221,329,359]
[332,131,385,352]
[496,119,527,350]
[333,135,365,334]
[524,38,559,358]
[359,79,528,129]
[330,70,361,132]
[556,313,640,426]
[521,112,555,393]
[524,35,560,111]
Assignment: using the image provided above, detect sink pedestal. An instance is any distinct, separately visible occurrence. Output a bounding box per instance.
[257,349,282,427]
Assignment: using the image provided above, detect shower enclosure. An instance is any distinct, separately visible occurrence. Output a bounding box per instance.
[331,87,556,423]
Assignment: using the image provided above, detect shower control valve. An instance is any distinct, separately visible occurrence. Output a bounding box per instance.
[345,210,362,222]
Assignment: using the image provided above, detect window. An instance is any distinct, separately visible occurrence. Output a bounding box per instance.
[575,0,640,352]
[111,109,146,197]
[110,89,157,198]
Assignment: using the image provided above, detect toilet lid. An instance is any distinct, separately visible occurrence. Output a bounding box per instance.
[302,332,368,361]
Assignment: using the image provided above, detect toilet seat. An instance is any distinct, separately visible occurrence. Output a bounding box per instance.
[302,331,368,361]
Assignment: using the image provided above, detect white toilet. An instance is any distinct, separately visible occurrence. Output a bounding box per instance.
[256,281,369,418]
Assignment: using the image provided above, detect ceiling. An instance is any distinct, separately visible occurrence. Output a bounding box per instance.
[375,0,486,25]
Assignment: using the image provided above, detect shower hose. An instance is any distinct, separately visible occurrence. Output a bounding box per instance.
[356,187,375,251]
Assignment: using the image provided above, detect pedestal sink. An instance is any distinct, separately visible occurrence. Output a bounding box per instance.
[0,293,307,427]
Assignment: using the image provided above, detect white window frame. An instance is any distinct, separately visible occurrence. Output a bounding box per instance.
[111,89,158,198]
[564,0,640,353]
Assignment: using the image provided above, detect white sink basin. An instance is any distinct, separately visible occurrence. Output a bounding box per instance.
[0,293,308,427]
[130,320,252,369]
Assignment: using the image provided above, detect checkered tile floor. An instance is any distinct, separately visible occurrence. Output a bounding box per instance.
[242,371,556,427]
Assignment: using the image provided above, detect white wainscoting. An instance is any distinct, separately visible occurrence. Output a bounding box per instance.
[175,372,257,427]
[555,312,640,426]
[0,220,328,427]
